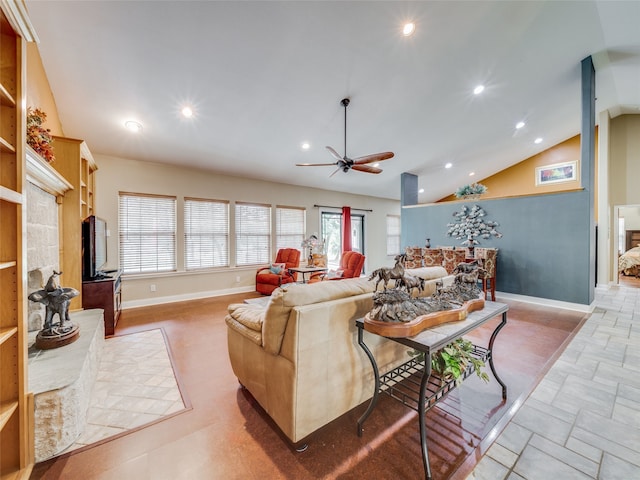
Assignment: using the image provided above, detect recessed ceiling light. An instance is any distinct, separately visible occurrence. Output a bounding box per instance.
[445,162,453,169]
[181,106,193,118]
[469,172,476,176]
[515,121,525,129]
[402,23,415,36]
[124,120,142,133]
[418,188,425,193]
[473,85,485,95]
[534,137,543,144]
[301,142,310,150]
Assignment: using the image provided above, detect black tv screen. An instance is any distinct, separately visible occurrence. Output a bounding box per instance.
[82,215,107,279]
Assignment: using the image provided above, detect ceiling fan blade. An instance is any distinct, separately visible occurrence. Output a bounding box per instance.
[352,164,383,174]
[329,166,342,177]
[326,146,343,161]
[352,151,395,165]
[296,162,338,167]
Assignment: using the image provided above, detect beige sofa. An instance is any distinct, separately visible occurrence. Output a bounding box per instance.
[225,266,451,445]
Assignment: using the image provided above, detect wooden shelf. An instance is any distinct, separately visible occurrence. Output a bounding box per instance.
[0,186,22,204]
[0,327,18,346]
[0,261,17,271]
[0,82,16,107]
[0,136,16,153]
[0,402,18,431]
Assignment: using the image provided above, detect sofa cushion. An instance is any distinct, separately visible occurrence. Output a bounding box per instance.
[226,303,265,346]
[262,277,375,355]
[404,266,448,281]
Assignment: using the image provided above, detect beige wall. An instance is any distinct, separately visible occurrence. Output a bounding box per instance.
[26,43,64,136]
[438,134,586,202]
[94,154,400,307]
[610,115,640,206]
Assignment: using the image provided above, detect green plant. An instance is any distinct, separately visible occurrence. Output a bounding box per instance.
[410,338,489,386]
[454,182,487,198]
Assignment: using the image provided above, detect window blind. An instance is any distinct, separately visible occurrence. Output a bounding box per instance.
[386,215,401,256]
[119,193,177,274]
[235,202,271,266]
[185,198,229,270]
[276,205,305,251]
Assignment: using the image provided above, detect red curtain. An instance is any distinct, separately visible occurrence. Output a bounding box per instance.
[342,206,352,252]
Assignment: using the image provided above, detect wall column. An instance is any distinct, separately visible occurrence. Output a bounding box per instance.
[581,55,596,303]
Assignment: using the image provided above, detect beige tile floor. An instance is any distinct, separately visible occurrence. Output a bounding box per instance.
[65,329,186,453]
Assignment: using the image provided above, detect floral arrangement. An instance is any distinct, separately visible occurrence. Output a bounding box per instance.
[454,182,487,198]
[26,107,55,163]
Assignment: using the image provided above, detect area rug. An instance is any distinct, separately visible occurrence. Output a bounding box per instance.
[65,328,189,453]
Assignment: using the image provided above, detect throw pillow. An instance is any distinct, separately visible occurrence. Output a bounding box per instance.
[326,269,344,279]
[270,263,286,274]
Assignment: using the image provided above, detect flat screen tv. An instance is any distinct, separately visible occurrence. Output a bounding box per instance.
[82,215,108,280]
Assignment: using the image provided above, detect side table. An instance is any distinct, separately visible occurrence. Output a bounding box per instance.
[287,266,327,283]
[355,301,508,480]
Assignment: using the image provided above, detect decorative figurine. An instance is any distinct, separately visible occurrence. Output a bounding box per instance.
[28,271,80,349]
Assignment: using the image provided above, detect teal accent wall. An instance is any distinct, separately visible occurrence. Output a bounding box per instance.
[402,190,592,305]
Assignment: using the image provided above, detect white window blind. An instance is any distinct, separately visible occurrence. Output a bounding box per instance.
[386,215,401,256]
[235,202,271,266]
[119,193,176,274]
[276,205,305,251]
[184,198,229,270]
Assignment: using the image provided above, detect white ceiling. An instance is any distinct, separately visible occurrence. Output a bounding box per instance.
[25,1,640,202]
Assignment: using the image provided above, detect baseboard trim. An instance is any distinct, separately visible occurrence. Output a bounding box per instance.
[496,291,595,313]
[122,286,255,310]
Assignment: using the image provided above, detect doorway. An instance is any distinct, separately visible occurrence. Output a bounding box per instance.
[615,205,640,288]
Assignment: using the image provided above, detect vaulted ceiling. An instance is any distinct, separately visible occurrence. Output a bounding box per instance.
[26,1,640,202]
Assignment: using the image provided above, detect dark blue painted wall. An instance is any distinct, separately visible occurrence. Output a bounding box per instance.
[402,191,592,304]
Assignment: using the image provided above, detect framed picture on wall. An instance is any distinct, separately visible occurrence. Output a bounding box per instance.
[535,161,577,186]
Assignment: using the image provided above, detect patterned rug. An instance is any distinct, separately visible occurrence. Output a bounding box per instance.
[65,329,188,453]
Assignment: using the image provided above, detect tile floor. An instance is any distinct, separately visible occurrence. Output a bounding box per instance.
[66,329,187,453]
[467,285,640,479]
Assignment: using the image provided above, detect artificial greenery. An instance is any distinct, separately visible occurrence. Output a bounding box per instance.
[454,182,487,198]
[26,107,55,163]
[411,338,490,386]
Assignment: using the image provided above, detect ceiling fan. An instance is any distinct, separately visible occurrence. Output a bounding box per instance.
[296,98,394,177]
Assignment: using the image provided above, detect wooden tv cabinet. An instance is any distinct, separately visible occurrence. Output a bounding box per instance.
[82,271,122,336]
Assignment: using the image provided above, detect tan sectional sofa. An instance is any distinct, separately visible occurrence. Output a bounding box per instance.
[225,267,451,446]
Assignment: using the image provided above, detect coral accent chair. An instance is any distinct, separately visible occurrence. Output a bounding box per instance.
[475,247,498,300]
[255,248,300,295]
[310,251,366,282]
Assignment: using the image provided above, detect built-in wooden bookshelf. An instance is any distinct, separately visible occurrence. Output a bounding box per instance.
[51,136,97,311]
[0,2,36,477]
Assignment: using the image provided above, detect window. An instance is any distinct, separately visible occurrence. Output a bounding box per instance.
[235,202,271,266]
[184,198,229,270]
[320,210,365,269]
[386,215,401,256]
[276,206,305,251]
[119,193,176,274]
